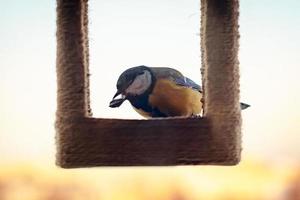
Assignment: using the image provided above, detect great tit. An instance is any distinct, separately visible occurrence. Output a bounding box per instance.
[109,65,249,118]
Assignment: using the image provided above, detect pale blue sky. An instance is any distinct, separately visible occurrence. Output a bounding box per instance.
[0,0,300,164]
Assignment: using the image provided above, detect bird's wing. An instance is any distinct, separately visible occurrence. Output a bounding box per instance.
[150,67,183,79]
[150,67,202,92]
[173,76,202,92]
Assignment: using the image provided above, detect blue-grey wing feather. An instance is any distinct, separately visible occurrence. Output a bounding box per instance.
[150,67,202,92]
[174,76,202,92]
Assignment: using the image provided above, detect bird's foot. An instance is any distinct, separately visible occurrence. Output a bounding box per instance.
[190,114,202,118]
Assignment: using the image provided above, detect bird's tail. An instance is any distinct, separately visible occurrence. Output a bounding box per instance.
[240,102,250,110]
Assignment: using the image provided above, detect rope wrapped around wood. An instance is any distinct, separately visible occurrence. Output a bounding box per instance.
[55,0,242,167]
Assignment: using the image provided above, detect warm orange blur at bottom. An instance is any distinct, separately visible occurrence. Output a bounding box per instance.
[0,159,299,200]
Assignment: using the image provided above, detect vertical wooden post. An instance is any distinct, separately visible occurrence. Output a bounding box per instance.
[56,0,90,166]
[56,0,90,118]
[201,0,241,163]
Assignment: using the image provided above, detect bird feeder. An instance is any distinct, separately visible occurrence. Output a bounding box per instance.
[55,0,242,167]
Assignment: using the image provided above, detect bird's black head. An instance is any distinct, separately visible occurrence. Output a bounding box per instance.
[109,66,154,108]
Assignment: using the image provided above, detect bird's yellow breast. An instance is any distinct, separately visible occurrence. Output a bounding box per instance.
[149,79,202,117]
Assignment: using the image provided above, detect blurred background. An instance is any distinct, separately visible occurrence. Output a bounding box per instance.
[1,0,300,199]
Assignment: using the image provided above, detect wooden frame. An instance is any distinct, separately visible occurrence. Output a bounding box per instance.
[55,0,242,168]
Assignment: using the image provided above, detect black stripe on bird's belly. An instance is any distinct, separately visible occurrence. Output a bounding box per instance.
[127,94,167,118]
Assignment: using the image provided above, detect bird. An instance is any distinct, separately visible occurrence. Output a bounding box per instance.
[109,65,250,118]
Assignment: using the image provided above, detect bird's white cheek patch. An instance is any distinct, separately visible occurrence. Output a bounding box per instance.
[126,71,152,96]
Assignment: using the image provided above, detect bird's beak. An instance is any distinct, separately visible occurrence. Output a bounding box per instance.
[109,90,126,108]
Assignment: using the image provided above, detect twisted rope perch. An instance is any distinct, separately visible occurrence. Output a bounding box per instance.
[55,0,242,167]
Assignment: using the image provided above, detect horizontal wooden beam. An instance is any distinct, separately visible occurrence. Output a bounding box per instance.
[56,117,239,168]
